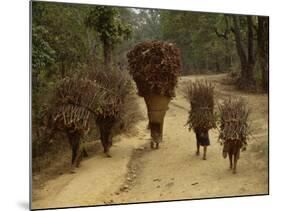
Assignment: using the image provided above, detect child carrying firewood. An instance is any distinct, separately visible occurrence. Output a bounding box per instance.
[185,80,216,160]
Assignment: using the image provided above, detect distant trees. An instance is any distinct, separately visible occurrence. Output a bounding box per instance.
[257,17,269,91]
[160,11,236,74]
[85,6,132,69]
[159,11,269,91]
[218,15,268,91]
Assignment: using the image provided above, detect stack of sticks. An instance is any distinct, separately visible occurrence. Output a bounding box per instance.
[185,80,216,131]
[53,76,102,131]
[218,97,250,142]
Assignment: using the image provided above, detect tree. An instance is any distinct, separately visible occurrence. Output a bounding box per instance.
[32,2,94,78]
[231,15,256,88]
[85,6,132,69]
[160,11,235,74]
[32,24,55,89]
[257,16,269,92]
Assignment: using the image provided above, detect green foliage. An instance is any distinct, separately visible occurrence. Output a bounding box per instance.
[85,6,132,48]
[32,25,55,71]
[32,2,96,77]
[160,11,237,74]
[132,9,162,42]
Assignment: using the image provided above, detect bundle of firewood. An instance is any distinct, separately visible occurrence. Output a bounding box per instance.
[55,76,103,112]
[89,68,133,118]
[185,80,216,131]
[53,104,91,132]
[127,40,181,97]
[218,97,250,141]
[53,76,103,131]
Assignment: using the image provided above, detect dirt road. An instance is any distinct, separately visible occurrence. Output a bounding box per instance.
[32,74,268,209]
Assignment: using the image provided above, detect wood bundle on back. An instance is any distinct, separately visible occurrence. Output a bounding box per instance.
[53,76,103,132]
[127,40,181,97]
[185,80,216,131]
[218,98,250,142]
[89,68,132,118]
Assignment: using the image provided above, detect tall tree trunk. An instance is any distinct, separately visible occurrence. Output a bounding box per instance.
[232,16,256,89]
[246,16,255,82]
[103,40,112,70]
[232,16,248,74]
[258,16,269,92]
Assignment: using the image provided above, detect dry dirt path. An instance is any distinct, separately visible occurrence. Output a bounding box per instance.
[32,74,268,209]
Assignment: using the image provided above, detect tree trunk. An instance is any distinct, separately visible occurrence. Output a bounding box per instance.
[232,16,256,89]
[103,40,112,70]
[246,16,255,82]
[216,59,220,72]
[258,16,269,92]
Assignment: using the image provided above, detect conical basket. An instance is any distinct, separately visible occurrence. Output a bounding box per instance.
[144,94,171,148]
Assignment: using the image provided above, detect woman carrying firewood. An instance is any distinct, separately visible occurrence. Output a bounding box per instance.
[127,40,181,149]
[185,80,216,160]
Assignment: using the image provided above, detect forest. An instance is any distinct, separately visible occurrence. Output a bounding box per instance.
[32,2,268,170]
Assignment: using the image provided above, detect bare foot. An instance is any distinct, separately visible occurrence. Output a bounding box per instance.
[156,143,159,149]
[196,151,200,156]
[70,166,76,174]
[105,152,112,158]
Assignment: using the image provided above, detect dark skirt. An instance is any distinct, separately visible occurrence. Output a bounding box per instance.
[195,131,210,146]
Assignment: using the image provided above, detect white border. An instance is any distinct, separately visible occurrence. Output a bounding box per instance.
[1,0,279,211]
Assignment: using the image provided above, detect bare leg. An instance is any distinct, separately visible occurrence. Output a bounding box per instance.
[71,147,76,165]
[105,150,112,158]
[156,142,159,149]
[74,149,82,167]
[222,143,228,158]
[196,141,200,155]
[229,152,233,169]
[150,123,161,150]
[96,115,115,158]
[150,141,155,149]
[83,148,88,157]
[147,122,150,130]
[233,155,237,174]
[203,146,207,160]
[233,150,240,174]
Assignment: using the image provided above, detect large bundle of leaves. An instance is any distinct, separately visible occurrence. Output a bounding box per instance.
[127,40,181,97]
[218,97,250,142]
[185,80,216,131]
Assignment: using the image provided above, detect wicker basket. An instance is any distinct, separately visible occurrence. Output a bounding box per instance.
[144,94,171,147]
